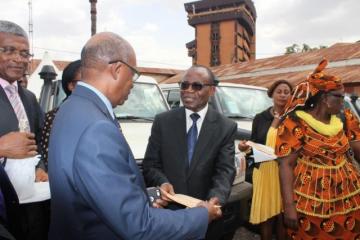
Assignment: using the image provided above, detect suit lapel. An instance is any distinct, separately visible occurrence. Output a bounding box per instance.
[18,86,34,132]
[187,109,217,178]
[174,108,188,173]
[0,86,18,130]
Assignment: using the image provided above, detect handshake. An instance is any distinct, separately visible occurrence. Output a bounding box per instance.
[149,183,222,223]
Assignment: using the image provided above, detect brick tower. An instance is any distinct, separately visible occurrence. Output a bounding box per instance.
[185,0,256,67]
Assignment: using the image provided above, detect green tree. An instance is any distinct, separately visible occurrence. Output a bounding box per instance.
[284,43,327,54]
[285,44,300,54]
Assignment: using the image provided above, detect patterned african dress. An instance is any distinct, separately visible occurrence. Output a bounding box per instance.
[40,107,59,169]
[275,109,360,240]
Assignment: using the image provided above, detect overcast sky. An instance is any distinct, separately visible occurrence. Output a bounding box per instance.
[2,0,359,69]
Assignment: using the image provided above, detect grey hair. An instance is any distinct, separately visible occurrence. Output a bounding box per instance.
[81,32,132,69]
[0,20,28,39]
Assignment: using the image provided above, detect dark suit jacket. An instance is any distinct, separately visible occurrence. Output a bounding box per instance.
[143,107,237,205]
[250,107,273,145]
[0,84,44,237]
[48,85,208,240]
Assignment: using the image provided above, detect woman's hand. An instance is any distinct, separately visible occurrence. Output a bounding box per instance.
[283,204,298,230]
[238,140,250,152]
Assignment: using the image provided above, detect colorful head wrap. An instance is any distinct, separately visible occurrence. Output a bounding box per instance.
[282,59,343,116]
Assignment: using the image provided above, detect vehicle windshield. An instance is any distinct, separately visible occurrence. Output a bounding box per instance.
[114,82,168,119]
[216,86,272,119]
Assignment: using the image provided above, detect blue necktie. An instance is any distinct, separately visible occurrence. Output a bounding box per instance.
[187,113,200,164]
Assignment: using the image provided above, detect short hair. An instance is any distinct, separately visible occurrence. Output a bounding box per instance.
[0,20,28,39]
[267,79,293,98]
[62,60,81,97]
[186,65,219,86]
[81,32,131,69]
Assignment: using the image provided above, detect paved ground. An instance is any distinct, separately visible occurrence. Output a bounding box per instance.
[232,226,260,240]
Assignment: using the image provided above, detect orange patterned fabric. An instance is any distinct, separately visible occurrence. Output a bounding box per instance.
[288,210,360,239]
[276,109,360,238]
[282,59,343,116]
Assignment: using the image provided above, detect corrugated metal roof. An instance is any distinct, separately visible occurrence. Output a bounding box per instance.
[163,42,360,87]
[29,60,182,77]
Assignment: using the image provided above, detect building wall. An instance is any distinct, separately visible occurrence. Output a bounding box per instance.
[195,20,254,66]
[196,24,212,66]
[219,21,236,65]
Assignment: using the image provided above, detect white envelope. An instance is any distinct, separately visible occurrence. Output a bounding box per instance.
[4,155,50,203]
[246,141,277,163]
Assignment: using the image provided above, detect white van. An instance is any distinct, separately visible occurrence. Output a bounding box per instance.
[39,75,170,167]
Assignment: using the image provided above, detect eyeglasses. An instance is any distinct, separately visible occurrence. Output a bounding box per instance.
[328,93,345,99]
[0,46,33,59]
[179,81,215,91]
[108,59,140,82]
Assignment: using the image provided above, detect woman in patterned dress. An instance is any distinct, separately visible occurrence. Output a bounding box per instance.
[275,59,360,239]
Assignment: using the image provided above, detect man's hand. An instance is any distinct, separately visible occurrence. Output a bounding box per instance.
[35,168,48,182]
[0,132,37,159]
[153,183,175,208]
[197,197,222,223]
[238,140,250,153]
[284,204,298,230]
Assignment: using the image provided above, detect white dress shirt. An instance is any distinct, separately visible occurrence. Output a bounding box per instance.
[185,104,209,138]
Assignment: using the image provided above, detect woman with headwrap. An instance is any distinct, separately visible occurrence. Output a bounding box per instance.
[275,59,360,239]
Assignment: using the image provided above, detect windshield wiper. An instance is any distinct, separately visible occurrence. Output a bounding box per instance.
[116,115,154,121]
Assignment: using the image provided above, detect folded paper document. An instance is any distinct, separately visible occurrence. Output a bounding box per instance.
[246,141,277,163]
[160,189,221,208]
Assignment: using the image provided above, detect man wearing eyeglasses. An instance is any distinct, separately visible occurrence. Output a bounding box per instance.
[0,20,48,239]
[143,65,237,240]
[48,32,222,240]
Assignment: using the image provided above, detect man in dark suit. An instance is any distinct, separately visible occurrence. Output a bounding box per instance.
[0,20,48,239]
[143,65,237,240]
[48,32,222,240]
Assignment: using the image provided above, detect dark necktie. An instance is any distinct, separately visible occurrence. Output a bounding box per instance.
[187,113,200,164]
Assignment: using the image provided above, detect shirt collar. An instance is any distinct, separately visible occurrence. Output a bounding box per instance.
[0,77,18,91]
[185,104,209,120]
[78,82,115,119]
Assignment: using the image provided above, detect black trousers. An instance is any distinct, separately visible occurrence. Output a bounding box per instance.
[205,218,225,240]
[13,200,50,240]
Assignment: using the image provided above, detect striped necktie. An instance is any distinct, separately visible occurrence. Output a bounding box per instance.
[5,85,30,132]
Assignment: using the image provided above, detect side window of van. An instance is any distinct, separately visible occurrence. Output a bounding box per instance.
[167,90,181,109]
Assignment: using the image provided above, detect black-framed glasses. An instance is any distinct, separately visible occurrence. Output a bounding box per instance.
[0,46,33,59]
[108,59,140,82]
[179,81,215,91]
[327,93,345,99]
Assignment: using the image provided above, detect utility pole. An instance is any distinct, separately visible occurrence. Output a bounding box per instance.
[28,0,34,72]
[89,0,97,36]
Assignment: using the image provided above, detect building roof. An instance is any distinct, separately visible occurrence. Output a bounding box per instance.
[184,0,256,35]
[29,60,182,77]
[184,0,256,19]
[162,42,360,87]
[29,59,69,75]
